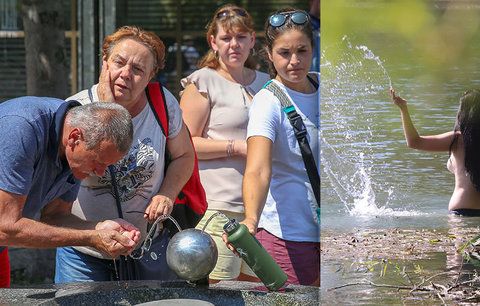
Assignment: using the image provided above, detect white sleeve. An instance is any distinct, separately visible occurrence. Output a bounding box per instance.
[66,86,95,105]
[163,87,183,138]
[247,89,281,143]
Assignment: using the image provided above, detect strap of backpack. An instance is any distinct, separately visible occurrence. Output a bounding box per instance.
[263,80,320,207]
[307,74,319,90]
[108,165,124,219]
[109,155,156,240]
[145,82,205,211]
[145,82,169,137]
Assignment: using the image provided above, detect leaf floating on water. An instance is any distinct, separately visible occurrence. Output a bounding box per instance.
[380,260,388,277]
[457,234,480,253]
[429,239,441,244]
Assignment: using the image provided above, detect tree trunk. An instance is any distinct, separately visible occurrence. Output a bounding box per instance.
[21,0,68,98]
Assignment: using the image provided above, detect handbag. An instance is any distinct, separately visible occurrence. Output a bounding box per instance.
[109,165,178,281]
[263,76,320,212]
[145,82,208,234]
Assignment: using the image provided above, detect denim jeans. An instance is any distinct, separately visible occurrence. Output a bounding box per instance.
[55,246,116,283]
[55,228,178,283]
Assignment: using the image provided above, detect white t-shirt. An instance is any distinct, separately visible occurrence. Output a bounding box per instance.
[247,75,320,243]
[68,84,183,259]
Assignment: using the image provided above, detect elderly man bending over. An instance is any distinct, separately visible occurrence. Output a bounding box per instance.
[0,97,139,287]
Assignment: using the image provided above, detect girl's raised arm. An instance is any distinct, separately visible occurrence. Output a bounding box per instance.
[391,88,456,152]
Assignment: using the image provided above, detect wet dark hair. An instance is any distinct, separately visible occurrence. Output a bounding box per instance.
[450,89,480,191]
[263,7,314,78]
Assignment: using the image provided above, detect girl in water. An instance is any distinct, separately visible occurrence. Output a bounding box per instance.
[391,88,480,215]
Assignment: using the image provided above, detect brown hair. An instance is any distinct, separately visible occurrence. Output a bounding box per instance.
[450,89,480,192]
[102,25,166,74]
[198,4,257,70]
[264,8,314,77]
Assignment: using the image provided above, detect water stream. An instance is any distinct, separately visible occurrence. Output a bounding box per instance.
[129,215,182,260]
[201,211,229,232]
[321,36,423,219]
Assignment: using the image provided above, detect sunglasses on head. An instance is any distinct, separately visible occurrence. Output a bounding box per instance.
[216,8,247,19]
[269,11,309,28]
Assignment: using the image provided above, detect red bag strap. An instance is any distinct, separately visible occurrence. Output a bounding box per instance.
[145,81,207,215]
[146,82,169,137]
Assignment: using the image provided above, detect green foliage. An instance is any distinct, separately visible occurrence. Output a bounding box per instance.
[323,1,480,65]
[457,234,480,268]
[413,263,424,275]
[322,0,480,100]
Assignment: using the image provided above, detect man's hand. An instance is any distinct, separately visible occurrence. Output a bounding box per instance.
[94,219,141,257]
[97,60,115,102]
[144,195,174,223]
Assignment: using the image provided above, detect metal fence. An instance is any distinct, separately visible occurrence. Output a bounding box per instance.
[0,0,309,102]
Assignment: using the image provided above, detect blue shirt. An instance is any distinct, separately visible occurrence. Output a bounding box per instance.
[0,96,81,226]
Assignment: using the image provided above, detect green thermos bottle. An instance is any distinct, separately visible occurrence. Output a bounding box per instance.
[223,219,288,291]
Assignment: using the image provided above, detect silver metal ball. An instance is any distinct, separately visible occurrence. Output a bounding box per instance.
[166,229,218,281]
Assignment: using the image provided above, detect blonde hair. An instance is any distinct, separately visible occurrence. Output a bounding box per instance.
[102,25,166,74]
[198,4,257,69]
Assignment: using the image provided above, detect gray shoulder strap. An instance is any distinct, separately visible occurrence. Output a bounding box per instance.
[264,81,292,109]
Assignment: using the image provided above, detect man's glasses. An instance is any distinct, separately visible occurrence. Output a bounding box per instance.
[269,11,309,28]
[216,8,247,19]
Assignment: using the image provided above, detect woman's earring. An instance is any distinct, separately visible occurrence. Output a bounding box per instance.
[75,140,80,145]
[251,48,257,56]
[214,50,218,57]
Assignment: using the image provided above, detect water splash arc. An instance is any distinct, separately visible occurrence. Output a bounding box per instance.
[321,36,421,218]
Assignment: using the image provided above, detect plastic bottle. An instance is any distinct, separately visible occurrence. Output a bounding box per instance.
[223,219,288,291]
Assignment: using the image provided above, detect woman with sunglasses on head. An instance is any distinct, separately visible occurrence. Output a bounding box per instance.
[391,88,480,215]
[237,8,320,286]
[179,4,269,283]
